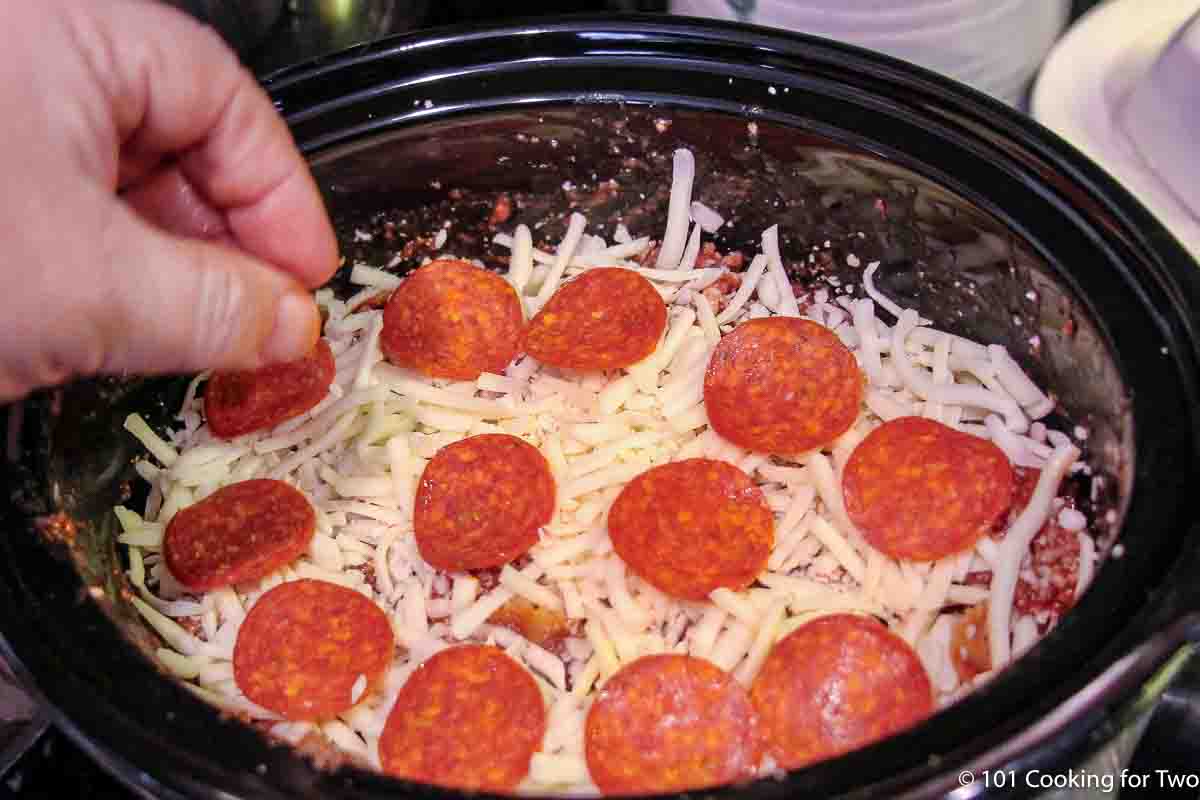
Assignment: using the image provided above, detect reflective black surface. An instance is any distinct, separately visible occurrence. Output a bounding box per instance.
[1124,652,1200,798]
[3,14,1200,800]
[1,729,130,800]
[246,1,668,76]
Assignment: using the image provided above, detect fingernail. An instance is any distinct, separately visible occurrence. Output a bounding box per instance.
[263,291,320,364]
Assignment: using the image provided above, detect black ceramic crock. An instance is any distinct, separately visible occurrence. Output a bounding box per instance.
[3,16,1200,800]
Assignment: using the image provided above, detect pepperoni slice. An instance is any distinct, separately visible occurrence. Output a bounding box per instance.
[379,645,545,792]
[163,479,315,591]
[414,434,555,571]
[585,654,762,794]
[750,614,932,769]
[233,579,393,720]
[524,268,667,371]
[607,459,772,601]
[842,416,1015,561]
[204,339,335,439]
[381,259,523,380]
[704,317,862,455]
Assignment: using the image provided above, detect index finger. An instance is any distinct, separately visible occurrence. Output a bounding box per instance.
[70,0,338,288]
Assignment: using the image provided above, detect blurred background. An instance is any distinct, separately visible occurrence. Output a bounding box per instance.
[166,0,1103,102]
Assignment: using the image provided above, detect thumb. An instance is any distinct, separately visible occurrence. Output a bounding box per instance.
[86,203,322,378]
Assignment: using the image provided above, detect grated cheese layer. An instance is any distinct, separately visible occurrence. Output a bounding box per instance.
[120,148,1098,795]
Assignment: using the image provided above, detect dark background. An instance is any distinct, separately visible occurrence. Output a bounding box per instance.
[167,0,1109,77]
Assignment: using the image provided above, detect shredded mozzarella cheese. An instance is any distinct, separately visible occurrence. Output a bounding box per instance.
[120,146,1101,795]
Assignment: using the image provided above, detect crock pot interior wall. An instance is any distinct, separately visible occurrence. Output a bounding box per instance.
[3,20,1199,800]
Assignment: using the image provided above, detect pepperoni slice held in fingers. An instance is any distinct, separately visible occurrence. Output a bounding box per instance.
[204,339,334,438]
[843,416,1015,561]
[524,267,667,371]
[164,479,315,591]
[233,579,393,720]
[704,317,862,455]
[381,259,524,380]
[585,654,762,794]
[751,614,932,769]
[380,645,545,792]
[607,458,772,601]
[414,434,556,571]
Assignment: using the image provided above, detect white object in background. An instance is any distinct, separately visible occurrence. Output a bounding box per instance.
[1032,0,1200,259]
[669,0,1071,106]
[1117,10,1200,240]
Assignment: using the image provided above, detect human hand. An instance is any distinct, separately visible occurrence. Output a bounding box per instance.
[0,0,338,402]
